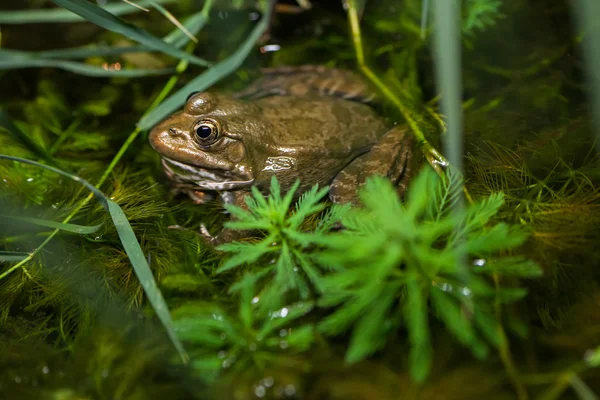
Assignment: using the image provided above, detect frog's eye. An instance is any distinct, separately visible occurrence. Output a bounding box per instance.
[192,118,220,146]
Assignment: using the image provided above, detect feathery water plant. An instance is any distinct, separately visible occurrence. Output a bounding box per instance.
[213,167,542,382]
[217,178,348,309]
[315,168,541,381]
[312,168,539,380]
[171,280,314,382]
[462,0,504,36]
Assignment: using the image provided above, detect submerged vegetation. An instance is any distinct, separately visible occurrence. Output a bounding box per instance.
[1,0,600,399]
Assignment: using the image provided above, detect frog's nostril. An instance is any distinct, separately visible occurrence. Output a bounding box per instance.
[169,128,178,135]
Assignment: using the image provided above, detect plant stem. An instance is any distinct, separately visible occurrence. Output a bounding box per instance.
[344,0,448,176]
[493,274,529,400]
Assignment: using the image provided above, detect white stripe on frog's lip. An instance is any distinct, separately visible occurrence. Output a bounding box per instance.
[161,157,254,190]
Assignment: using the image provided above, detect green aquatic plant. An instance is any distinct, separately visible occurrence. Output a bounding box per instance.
[468,140,600,254]
[316,168,541,381]
[216,167,541,382]
[217,178,348,309]
[462,0,504,36]
[2,0,599,397]
[0,155,187,361]
[171,281,314,382]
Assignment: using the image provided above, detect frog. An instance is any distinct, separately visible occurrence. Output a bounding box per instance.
[149,65,414,244]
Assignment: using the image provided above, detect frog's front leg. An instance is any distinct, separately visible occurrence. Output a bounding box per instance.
[199,190,256,246]
[329,126,414,205]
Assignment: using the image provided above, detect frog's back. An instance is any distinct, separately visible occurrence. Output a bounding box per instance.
[255,95,386,155]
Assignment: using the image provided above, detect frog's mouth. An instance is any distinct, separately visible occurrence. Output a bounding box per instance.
[161,157,254,191]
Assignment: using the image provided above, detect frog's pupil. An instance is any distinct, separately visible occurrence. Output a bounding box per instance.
[196,125,213,139]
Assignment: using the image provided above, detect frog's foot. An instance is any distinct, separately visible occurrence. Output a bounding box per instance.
[329,126,414,205]
[199,224,258,247]
[234,65,378,103]
[198,190,257,246]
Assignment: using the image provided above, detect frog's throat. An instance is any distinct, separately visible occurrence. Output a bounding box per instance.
[161,158,254,191]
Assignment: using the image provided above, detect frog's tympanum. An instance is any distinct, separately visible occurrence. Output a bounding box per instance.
[149,65,413,244]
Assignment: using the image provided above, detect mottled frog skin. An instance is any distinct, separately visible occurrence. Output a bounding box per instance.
[149,65,413,243]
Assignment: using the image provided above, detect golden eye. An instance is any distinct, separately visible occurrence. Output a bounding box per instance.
[192,119,220,145]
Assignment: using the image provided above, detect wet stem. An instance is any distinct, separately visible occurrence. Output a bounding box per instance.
[493,272,528,399]
[343,0,474,205]
[343,0,448,176]
[0,43,196,281]
[343,0,522,391]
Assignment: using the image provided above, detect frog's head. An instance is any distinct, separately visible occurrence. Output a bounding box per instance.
[149,92,264,191]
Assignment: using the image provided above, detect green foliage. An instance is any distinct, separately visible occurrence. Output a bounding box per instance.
[216,168,541,382]
[0,155,187,362]
[1,0,598,397]
[316,168,540,381]
[463,0,504,36]
[217,177,347,309]
[172,281,314,382]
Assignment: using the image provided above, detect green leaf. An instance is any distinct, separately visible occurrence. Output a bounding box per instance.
[0,51,175,77]
[464,223,529,254]
[51,0,209,67]
[0,0,177,24]
[0,251,29,262]
[585,346,600,367]
[282,180,302,215]
[238,278,255,330]
[346,287,396,363]
[259,301,314,338]
[430,165,464,221]
[217,238,277,273]
[0,154,187,363]
[163,10,209,48]
[474,256,542,278]
[106,200,187,360]
[228,268,271,294]
[494,288,529,304]
[461,192,505,234]
[404,166,438,219]
[138,2,274,130]
[0,9,207,76]
[1,215,103,234]
[405,276,432,382]
[269,175,283,205]
[269,324,314,352]
[431,287,488,359]
[287,183,328,228]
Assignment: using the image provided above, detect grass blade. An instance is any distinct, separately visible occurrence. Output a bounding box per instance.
[0,54,174,77]
[2,215,103,234]
[0,154,187,363]
[163,10,208,47]
[0,46,151,60]
[0,10,206,77]
[148,0,197,43]
[432,0,463,170]
[0,109,55,165]
[571,0,600,152]
[138,2,273,130]
[0,0,177,24]
[51,0,209,67]
[0,10,207,61]
[0,252,29,262]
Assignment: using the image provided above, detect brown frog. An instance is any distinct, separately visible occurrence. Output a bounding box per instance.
[149,65,413,243]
